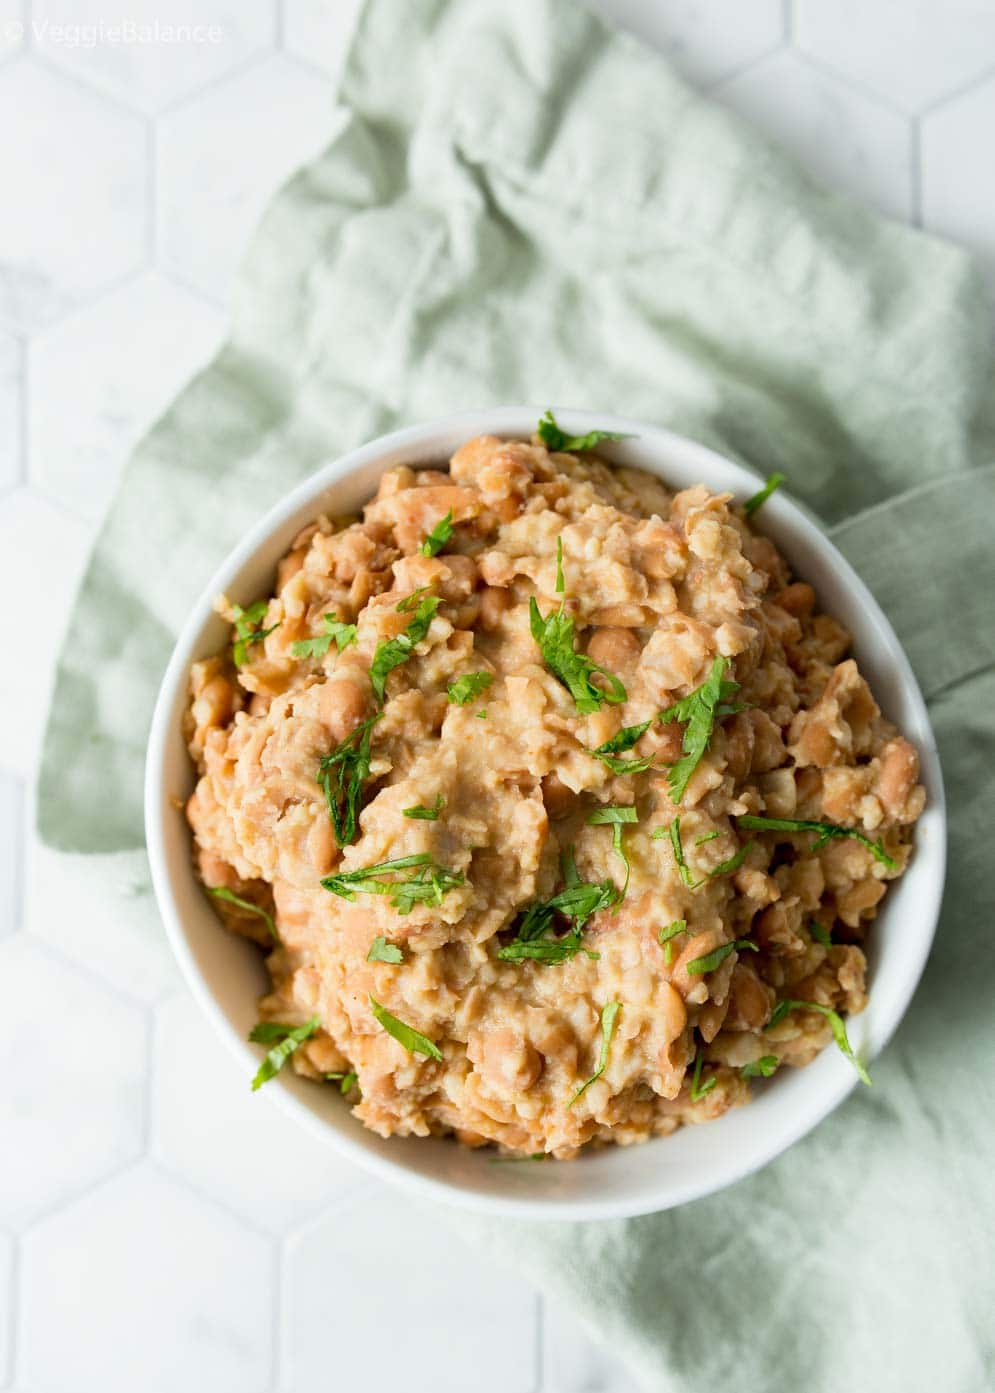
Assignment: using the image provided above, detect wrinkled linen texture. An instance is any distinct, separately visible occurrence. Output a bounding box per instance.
[37,1,995,1389]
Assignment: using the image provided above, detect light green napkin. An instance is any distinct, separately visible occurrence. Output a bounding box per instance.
[39,1,995,1388]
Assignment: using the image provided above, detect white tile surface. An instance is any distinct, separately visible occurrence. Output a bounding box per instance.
[28,271,224,522]
[592,0,783,86]
[32,0,276,114]
[0,59,146,331]
[157,55,337,302]
[543,1299,645,1393]
[3,6,995,1392]
[23,839,181,1003]
[921,75,995,285]
[795,0,995,114]
[283,0,364,83]
[284,1191,539,1392]
[18,1164,274,1393]
[716,50,913,222]
[0,938,146,1229]
[0,330,21,492]
[0,769,23,938]
[0,489,90,778]
[0,1228,12,1386]
[152,993,366,1232]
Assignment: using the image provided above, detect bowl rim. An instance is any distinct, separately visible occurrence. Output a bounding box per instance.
[145,405,946,1221]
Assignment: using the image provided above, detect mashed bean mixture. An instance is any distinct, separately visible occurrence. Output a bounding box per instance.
[186,432,924,1157]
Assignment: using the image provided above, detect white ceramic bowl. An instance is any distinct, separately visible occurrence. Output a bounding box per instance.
[145,407,945,1221]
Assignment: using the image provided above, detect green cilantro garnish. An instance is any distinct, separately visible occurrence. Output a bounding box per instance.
[743,472,786,517]
[325,1069,358,1095]
[249,1016,320,1090]
[368,995,442,1060]
[658,656,741,803]
[688,1048,716,1102]
[695,830,720,846]
[586,720,655,775]
[587,805,637,896]
[367,935,403,964]
[476,710,487,719]
[420,510,454,557]
[741,1055,779,1079]
[568,1001,621,1106]
[317,712,382,847]
[736,814,896,871]
[658,918,687,965]
[291,612,357,659]
[497,850,612,965]
[370,596,441,704]
[555,535,565,594]
[206,885,277,942]
[321,853,464,915]
[707,841,755,879]
[537,410,635,454]
[686,939,758,975]
[809,921,833,948]
[654,816,704,889]
[530,598,626,715]
[403,795,445,821]
[447,671,493,705]
[231,601,280,667]
[767,999,871,1085]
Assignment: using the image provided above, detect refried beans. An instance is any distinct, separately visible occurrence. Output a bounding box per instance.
[185,427,925,1157]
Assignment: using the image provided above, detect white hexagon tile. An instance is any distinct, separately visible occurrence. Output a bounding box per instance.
[716,50,912,222]
[32,0,276,114]
[0,330,20,493]
[19,1165,275,1393]
[0,938,146,1230]
[27,271,224,522]
[3,5,995,1393]
[921,76,995,287]
[0,59,146,330]
[156,56,340,303]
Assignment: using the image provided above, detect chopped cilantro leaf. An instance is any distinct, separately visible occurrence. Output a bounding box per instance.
[403,795,445,821]
[658,918,687,965]
[688,1048,716,1102]
[707,841,755,879]
[249,1016,320,1090]
[587,720,655,775]
[291,613,357,659]
[206,885,277,942]
[809,921,833,948]
[367,935,403,964]
[536,410,635,454]
[420,510,454,557]
[555,535,565,593]
[530,597,626,715]
[767,999,871,1085]
[317,712,382,847]
[368,995,442,1060]
[741,1055,779,1079]
[736,814,896,871]
[231,601,280,667]
[568,1001,621,1106]
[325,1070,358,1095]
[686,939,758,975]
[587,805,638,896]
[322,853,464,915]
[743,472,786,517]
[370,596,440,703]
[658,656,741,803]
[447,671,493,705]
[654,816,704,889]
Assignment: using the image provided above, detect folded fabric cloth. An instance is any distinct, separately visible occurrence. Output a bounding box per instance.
[37,1,995,1388]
